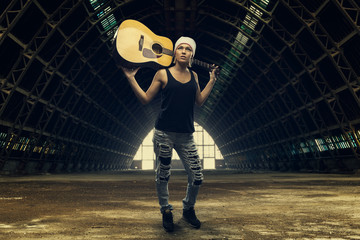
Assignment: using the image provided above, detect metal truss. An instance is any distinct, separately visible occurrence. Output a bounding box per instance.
[0,0,154,173]
[207,0,360,171]
[1,0,360,173]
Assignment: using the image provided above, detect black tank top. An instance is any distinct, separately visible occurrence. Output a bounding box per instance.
[155,68,198,133]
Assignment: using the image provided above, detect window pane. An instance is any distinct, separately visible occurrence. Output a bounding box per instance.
[204,145,215,158]
[142,160,153,170]
[204,158,215,169]
[143,146,153,160]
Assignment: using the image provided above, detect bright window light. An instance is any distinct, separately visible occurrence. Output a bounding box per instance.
[134,123,223,170]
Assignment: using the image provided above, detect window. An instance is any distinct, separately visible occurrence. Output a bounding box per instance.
[133,123,223,170]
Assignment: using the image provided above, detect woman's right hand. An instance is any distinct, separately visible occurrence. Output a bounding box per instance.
[121,66,140,79]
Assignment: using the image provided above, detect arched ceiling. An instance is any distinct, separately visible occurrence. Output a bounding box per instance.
[1,0,360,174]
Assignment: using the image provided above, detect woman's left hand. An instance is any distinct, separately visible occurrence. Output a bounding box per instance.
[209,64,219,82]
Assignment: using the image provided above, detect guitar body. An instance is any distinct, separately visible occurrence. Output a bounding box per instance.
[112,19,174,69]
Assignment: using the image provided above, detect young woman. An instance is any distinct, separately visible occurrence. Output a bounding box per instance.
[121,36,218,232]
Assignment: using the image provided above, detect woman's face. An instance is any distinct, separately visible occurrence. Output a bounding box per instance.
[175,43,193,64]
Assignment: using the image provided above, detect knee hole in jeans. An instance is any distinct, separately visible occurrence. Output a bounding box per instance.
[159,156,171,165]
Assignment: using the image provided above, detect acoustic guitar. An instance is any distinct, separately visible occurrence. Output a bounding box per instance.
[112,19,219,73]
[112,19,173,69]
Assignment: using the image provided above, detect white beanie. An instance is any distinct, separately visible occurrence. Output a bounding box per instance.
[174,36,196,57]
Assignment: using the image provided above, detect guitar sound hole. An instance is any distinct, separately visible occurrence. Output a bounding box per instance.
[152,43,163,55]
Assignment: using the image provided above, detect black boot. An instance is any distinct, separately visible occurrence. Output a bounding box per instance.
[183,207,201,229]
[162,209,174,232]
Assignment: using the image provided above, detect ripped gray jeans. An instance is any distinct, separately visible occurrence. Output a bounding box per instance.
[153,129,203,213]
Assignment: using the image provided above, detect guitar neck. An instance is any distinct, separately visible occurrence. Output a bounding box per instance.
[193,59,220,76]
[193,59,213,70]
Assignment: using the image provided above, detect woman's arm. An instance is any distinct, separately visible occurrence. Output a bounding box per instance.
[122,67,164,105]
[195,66,218,107]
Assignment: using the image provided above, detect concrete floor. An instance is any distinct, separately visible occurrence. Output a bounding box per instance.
[0,170,360,240]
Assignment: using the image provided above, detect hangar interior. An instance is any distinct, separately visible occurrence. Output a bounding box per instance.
[1,1,360,239]
[1,0,360,174]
